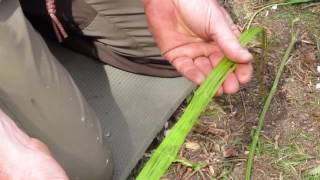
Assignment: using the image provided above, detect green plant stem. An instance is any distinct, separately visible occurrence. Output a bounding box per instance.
[137,27,263,180]
[245,31,299,180]
[256,29,268,99]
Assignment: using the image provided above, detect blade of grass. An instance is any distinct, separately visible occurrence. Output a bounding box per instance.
[304,164,320,180]
[136,27,264,180]
[244,0,313,30]
[245,30,299,180]
[173,159,205,171]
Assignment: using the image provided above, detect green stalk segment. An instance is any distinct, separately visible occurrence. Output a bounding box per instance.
[137,27,264,180]
[245,31,298,180]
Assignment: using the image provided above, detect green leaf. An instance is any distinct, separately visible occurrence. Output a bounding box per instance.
[285,0,313,4]
[136,27,264,180]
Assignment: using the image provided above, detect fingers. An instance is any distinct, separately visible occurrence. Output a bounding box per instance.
[164,42,220,62]
[210,52,253,85]
[209,52,224,67]
[172,57,206,84]
[210,52,239,94]
[208,53,225,96]
[171,53,251,96]
[235,63,253,84]
[223,73,240,94]
[172,55,238,95]
[219,6,240,37]
[194,57,212,76]
[209,4,252,63]
[216,87,224,96]
[210,52,251,94]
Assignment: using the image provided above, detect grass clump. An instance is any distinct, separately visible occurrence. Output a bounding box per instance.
[257,136,312,179]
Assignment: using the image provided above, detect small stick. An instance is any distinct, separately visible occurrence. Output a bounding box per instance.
[244,0,313,30]
[302,2,320,9]
[240,90,248,120]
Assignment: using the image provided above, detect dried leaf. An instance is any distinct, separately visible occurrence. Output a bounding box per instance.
[223,146,239,158]
[185,142,201,151]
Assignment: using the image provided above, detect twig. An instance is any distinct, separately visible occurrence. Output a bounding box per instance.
[316,38,320,58]
[199,170,206,180]
[240,90,248,120]
[245,30,299,180]
[302,2,320,9]
[244,0,313,30]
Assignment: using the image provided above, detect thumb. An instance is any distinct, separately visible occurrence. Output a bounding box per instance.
[209,6,252,63]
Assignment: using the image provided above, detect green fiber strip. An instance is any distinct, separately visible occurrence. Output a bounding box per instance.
[137,27,264,180]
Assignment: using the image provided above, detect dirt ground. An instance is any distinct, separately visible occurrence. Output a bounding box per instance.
[130,1,320,180]
[159,1,320,180]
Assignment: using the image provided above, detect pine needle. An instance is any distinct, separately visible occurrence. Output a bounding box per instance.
[245,30,299,180]
[137,27,264,180]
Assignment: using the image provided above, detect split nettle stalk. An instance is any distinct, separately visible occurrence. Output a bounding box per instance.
[137,27,264,180]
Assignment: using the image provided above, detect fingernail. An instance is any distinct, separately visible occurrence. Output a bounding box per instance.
[239,49,253,62]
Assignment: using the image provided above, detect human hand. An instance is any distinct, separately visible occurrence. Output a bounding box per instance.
[144,0,253,95]
[0,110,68,180]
